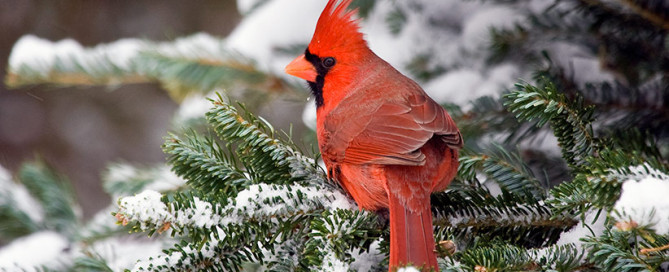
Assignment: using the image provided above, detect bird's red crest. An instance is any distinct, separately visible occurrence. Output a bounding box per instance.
[309,0,367,56]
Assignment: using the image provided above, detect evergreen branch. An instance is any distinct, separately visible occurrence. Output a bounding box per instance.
[115,182,354,238]
[135,51,287,101]
[582,228,658,272]
[74,253,114,272]
[548,175,595,216]
[505,81,597,171]
[550,162,669,216]
[0,203,38,243]
[459,244,533,271]
[531,243,587,271]
[163,132,251,196]
[205,97,325,186]
[260,237,305,272]
[0,166,41,242]
[5,69,148,88]
[304,209,383,270]
[460,145,546,199]
[6,34,293,102]
[457,243,587,272]
[432,188,577,248]
[18,161,79,236]
[451,96,532,145]
[131,230,263,272]
[118,182,356,271]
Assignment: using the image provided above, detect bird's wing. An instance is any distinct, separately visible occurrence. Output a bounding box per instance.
[322,92,462,166]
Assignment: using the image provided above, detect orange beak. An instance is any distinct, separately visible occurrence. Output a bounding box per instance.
[285,54,317,82]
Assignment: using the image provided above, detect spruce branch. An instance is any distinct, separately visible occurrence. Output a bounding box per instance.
[432,188,577,248]
[17,161,79,237]
[459,145,546,199]
[304,209,383,271]
[550,162,669,217]
[505,81,597,171]
[163,132,251,197]
[205,97,325,186]
[5,34,293,101]
[582,228,660,272]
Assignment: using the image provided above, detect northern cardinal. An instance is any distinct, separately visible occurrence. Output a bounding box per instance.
[285,0,462,270]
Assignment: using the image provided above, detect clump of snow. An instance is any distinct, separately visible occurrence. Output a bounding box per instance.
[226,0,325,73]
[545,42,616,88]
[350,240,383,271]
[8,35,144,75]
[93,38,144,70]
[106,163,139,185]
[461,6,524,50]
[425,69,484,106]
[0,231,69,270]
[118,182,355,235]
[231,183,355,220]
[154,32,224,59]
[9,35,84,73]
[555,211,607,251]
[144,166,187,192]
[570,57,616,87]
[8,32,230,79]
[118,190,172,230]
[174,91,222,124]
[106,164,186,198]
[319,251,350,272]
[174,197,220,229]
[614,176,669,234]
[397,266,421,272]
[88,237,166,271]
[624,164,669,181]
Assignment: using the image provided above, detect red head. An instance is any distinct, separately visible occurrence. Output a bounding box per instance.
[285,0,372,108]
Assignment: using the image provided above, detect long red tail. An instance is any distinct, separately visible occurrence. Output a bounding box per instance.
[388,192,438,271]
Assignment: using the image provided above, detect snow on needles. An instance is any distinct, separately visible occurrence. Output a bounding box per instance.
[9,35,143,74]
[0,165,44,225]
[614,171,669,235]
[8,33,228,78]
[555,164,669,251]
[118,183,354,232]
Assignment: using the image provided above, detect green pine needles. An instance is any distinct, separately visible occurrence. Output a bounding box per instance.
[109,81,668,271]
[3,0,668,270]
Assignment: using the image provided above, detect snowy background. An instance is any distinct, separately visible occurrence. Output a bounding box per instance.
[1,0,661,270]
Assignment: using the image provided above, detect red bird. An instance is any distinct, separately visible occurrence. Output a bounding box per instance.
[285,0,462,270]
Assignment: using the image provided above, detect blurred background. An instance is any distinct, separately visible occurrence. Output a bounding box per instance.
[1,0,667,270]
[0,0,243,217]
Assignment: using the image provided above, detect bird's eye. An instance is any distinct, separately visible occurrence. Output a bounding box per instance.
[322,57,336,68]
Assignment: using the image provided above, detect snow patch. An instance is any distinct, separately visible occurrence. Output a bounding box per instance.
[88,237,165,271]
[555,211,606,251]
[226,0,325,73]
[462,6,524,50]
[350,240,384,272]
[614,176,669,234]
[425,69,484,106]
[0,231,69,270]
[397,266,421,272]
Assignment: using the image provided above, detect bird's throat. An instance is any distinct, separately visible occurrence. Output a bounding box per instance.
[308,76,325,108]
